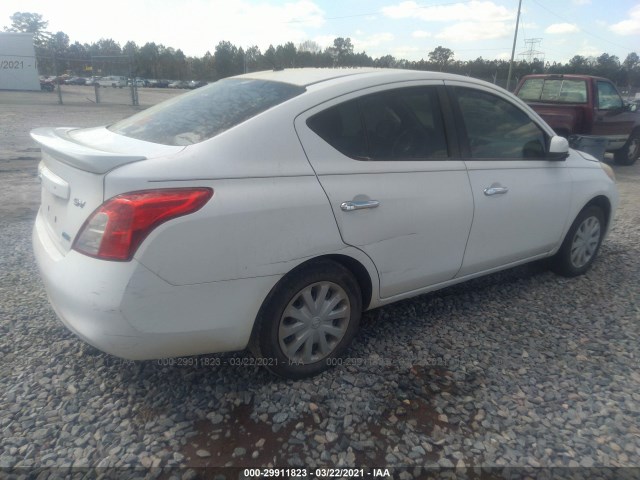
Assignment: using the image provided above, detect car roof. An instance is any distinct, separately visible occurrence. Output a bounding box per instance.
[236,67,470,88]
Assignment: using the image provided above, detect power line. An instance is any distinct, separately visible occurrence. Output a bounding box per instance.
[531,0,636,53]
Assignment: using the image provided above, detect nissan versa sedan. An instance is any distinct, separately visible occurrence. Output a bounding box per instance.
[32,68,618,378]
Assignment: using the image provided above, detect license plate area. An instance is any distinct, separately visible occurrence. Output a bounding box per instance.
[38,163,72,250]
[41,187,72,248]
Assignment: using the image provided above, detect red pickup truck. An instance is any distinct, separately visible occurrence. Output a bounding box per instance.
[514,74,640,165]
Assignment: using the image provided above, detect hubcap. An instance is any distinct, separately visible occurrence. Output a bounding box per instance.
[278,281,350,364]
[570,216,601,268]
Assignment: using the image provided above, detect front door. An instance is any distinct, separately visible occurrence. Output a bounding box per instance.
[591,80,636,147]
[446,82,573,276]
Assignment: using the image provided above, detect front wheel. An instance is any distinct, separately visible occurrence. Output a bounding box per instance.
[551,206,605,277]
[614,131,639,166]
[250,259,362,379]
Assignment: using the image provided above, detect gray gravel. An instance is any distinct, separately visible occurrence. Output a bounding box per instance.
[1,94,640,474]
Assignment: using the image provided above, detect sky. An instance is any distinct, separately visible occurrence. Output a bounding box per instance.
[1,0,639,64]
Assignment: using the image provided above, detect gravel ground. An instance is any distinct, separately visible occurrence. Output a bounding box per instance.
[1,91,639,477]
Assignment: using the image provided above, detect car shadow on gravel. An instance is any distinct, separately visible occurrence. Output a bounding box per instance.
[115,261,554,469]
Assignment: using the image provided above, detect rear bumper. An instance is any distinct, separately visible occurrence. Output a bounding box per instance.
[33,211,279,360]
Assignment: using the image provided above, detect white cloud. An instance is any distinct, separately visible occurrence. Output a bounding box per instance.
[382,0,513,23]
[312,35,339,50]
[412,30,432,38]
[353,32,395,51]
[572,0,591,4]
[382,1,513,43]
[390,45,424,61]
[435,21,513,42]
[545,23,580,34]
[609,5,640,36]
[577,40,602,58]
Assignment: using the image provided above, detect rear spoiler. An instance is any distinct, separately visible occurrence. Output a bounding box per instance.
[30,127,147,174]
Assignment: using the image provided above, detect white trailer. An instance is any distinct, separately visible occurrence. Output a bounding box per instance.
[0,33,40,91]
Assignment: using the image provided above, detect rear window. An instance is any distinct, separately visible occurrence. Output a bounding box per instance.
[517,78,587,104]
[109,78,305,146]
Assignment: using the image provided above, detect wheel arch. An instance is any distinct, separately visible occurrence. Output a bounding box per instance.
[584,194,612,232]
[250,253,375,344]
[322,254,373,311]
[272,254,374,311]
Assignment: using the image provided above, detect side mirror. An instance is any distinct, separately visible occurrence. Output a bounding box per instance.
[626,102,638,112]
[548,135,569,161]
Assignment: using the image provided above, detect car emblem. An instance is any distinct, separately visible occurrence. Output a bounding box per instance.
[73,198,86,208]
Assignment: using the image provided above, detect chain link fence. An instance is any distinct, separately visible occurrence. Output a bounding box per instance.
[27,53,187,107]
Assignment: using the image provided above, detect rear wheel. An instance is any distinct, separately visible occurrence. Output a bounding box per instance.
[614,131,639,166]
[551,205,605,277]
[250,259,362,379]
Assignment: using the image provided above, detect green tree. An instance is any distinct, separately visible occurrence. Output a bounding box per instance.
[4,12,50,46]
[329,37,354,66]
[214,41,243,79]
[375,54,397,68]
[138,42,160,78]
[428,46,454,71]
[67,41,90,76]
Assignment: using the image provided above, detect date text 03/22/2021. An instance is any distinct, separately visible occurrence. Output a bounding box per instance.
[243,468,392,477]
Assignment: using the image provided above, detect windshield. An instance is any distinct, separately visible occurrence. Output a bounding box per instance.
[109,78,305,146]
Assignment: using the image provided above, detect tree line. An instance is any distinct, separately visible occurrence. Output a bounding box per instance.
[4,12,640,91]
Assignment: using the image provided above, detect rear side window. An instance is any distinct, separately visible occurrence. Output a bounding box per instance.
[109,79,305,146]
[307,87,448,161]
[517,78,587,104]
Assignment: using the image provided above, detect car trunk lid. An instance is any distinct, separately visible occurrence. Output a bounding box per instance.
[31,126,183,255]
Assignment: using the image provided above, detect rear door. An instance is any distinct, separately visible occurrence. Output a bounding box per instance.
[445,82,572,276]
[296,83,474,299]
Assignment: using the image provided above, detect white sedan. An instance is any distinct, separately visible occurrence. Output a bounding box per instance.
[32,68,618,378]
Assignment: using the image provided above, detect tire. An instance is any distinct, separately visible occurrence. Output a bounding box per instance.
[250,259,362,379]
[614,131,639,166]
[551,205,605,277]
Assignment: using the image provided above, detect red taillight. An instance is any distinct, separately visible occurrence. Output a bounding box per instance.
[73,188,213,261]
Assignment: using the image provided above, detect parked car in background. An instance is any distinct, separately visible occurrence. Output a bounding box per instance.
[39,78,55,92]
[64,77,87,86]
[148,79,170,88]
[514,74,640,165]
[169,80,189,89]
[31,68,618,379]
[188,80,208,89]
[131,78,149,87]
[96,76,127,88]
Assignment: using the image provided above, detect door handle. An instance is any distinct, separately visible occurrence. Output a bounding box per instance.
[483,186,509,196]
[340,200,380,211]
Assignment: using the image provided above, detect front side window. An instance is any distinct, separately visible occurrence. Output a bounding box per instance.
[455,87,547,159]
[307,87,449,161]
[109,79,305,146]
[597,81,623,110]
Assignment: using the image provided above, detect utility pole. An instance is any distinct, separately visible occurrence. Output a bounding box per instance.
[506,0,523,92]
